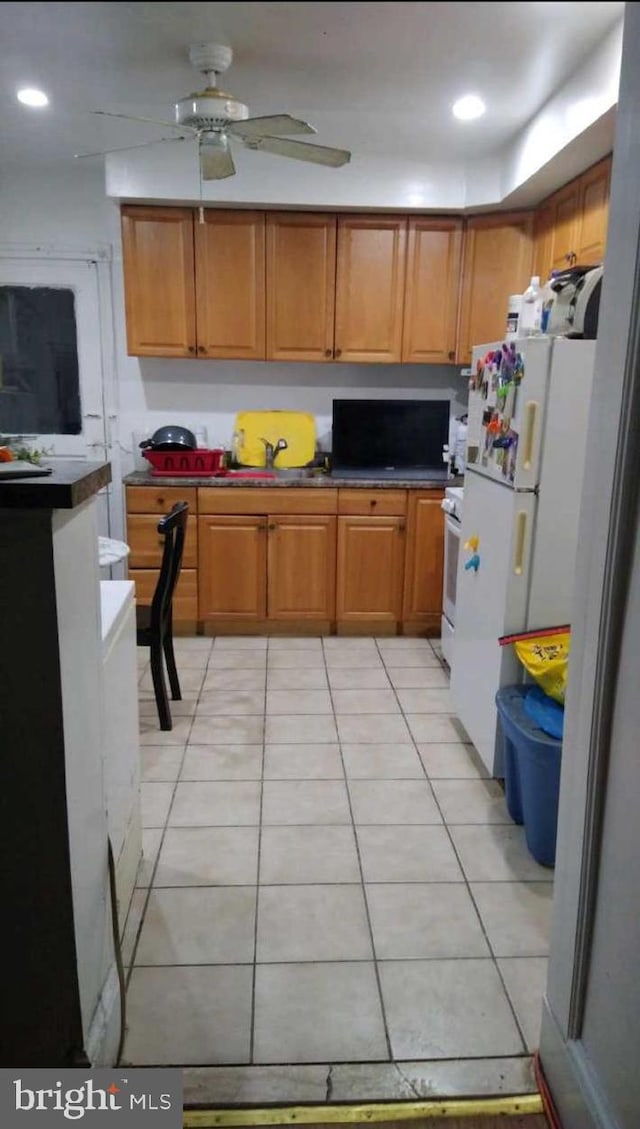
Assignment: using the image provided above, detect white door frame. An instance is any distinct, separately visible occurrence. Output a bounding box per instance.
[0,243,124,541]
[540,8,640,1126]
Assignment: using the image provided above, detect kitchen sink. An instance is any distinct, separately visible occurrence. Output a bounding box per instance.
[221,467,322,481]
[271,467,320,479]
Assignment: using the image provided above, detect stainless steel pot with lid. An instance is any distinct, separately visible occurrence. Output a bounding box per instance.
[139,425,197,452]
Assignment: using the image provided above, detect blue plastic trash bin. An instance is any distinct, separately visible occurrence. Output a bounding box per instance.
[495,685,563,867]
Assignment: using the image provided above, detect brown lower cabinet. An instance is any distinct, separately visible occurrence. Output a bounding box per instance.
[267,515,336,621]
[128,568,198,625]
[402,493,446,633]
[197,512,336,624]
[198,514,267,621]
[336,515,405,629]
[126,485,444,635]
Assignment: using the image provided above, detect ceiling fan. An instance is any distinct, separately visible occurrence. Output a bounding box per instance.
[76,43,351,180]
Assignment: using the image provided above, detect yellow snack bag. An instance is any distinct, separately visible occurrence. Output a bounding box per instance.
[499,627,571,705]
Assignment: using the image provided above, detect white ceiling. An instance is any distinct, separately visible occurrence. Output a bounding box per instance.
[0,0,624,170]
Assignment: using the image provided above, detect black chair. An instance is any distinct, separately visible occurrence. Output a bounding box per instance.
[136,501,189,730]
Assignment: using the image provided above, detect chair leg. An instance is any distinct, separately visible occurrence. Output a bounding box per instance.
[150,641,172,730]
[163,630,182,701]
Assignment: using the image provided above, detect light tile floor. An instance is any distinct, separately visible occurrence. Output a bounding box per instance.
[124,635,552,1085]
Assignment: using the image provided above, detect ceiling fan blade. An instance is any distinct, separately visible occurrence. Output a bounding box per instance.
[91,110,196,134]
[229,114,315,139]
[75,136,189,160]
[200,136,236,180]
[244,135,351,168]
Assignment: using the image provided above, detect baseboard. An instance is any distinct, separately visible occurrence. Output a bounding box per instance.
[539,998,617,1129]
[116,808,142,934]
[85,962,121,1066]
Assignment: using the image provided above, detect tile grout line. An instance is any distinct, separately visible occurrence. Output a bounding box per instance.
[323,637,394,1064]
[430,637,540,1054]
[380,639,530,1057]
[130,951,547,968]
[126,643,213,995]
[249,642,269,1065]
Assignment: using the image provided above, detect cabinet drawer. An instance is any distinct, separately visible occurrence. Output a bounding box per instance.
[198,487,338,515]
[338,489,407,516]
[127,514,198,568]
[126,486,197,514]
[129,568,198,620]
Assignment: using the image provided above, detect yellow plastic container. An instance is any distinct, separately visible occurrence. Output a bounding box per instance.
[233,411,316,468]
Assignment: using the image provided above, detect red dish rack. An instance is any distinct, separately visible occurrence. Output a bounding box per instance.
[142,448,226,476]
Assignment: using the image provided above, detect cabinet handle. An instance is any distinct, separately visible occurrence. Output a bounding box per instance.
[268,522,277,531]
[325,348,332,358]
[258,523,267,533]
[370,499,377,507]
[156,497,164,506]
[398,522,406,533]
[448,350,455,361]
[198,345,207,354]
[187,345,195,354]
[334,347,342,358]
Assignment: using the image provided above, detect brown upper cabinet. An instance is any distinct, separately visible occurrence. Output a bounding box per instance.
[121,206,196,357]
[457,212,534,362]
[533,204,555,282]
[121,161,610,365]
[537,157,611,279]
[335,215,407,362]
[195,210,266,360]
[549,180,582,272]
[402,218,463,364]
[266,213,336,361]
[575,158,611,263]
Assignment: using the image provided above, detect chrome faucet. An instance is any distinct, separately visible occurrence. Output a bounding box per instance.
[259,437,288,469]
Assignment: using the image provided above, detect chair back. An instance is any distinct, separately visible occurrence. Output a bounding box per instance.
[151,501,189,633]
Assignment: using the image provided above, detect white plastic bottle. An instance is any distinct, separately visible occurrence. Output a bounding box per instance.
[520,276,543,336]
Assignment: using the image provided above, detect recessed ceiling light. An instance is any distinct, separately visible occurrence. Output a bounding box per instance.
[17,87,49,108]
[452,94,485,121]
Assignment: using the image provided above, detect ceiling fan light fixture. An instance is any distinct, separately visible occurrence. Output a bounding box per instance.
[175,89,249,130]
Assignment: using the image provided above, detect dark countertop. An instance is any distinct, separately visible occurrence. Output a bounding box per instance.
[124,470,457,490]
[0,461,111,509]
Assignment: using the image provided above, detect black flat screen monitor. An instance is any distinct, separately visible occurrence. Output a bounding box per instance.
[331,399,450,472]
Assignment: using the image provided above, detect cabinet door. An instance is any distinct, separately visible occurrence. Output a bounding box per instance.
[195,210,266,359]
[121,206,196,357]
[128,568,198,624]
[533,204,555,283]
[549,182,581,270]
[402,218,463,363]
[266,213,336,361]
[576,157,611,264]
[198,515,266,621]
[335,215,407,362]
[336,516,405,624]
[127,514,198,569]
[267,515,336,621]
[457,212,533,362]
[402,493,445,630]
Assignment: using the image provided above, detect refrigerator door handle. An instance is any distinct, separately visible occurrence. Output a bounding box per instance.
[514,510,528,576]
[522,401,539,471]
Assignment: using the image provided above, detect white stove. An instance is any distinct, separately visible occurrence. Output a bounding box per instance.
[440,485,464,666]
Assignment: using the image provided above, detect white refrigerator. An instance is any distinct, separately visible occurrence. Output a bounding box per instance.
[450,336,596,775]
